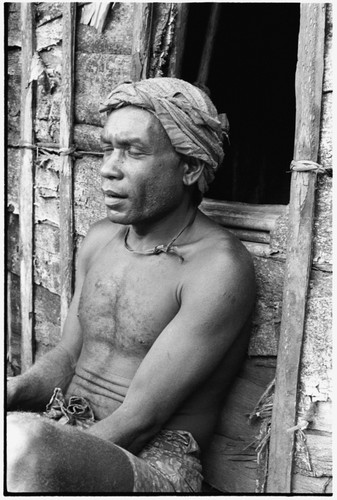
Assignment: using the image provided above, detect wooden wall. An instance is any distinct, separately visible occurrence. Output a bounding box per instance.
[6,2,332,494]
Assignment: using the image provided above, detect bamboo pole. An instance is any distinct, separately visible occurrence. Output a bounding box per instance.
[131,3,153,81]
[197,3,221,85]
[59,3,76,330]
[19,3,35,372]
[267,4,326,493]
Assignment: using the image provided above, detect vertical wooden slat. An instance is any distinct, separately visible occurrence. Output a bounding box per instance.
[197,3,221,85]
[131,3,153,82]
[59,4,76,329]
[168,3,189,78]
[19,4,35,371]
[267,4,326,493]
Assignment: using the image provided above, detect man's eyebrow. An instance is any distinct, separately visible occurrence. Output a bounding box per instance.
[100,132,147,146]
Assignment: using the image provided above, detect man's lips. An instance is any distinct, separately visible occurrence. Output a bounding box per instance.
[102,189,126,198]
[102,189,127,206]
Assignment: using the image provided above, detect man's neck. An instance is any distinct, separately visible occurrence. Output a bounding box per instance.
[127,204,197,252]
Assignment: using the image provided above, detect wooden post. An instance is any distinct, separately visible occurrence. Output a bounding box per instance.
[59,4,76,330]
[168,3,189,78]
[131,3,153,81]
[266,4,326,493]
[197,3,221,85]
[19,3,35,371]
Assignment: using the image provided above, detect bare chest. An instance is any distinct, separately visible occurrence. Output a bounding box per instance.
[78,245,182,355]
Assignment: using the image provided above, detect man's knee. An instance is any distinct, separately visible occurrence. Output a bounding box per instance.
[7,413,61,492]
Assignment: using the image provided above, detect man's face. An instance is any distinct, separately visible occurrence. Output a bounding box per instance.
[100,106,186,226]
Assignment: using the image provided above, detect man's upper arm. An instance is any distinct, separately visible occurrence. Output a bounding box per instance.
[121,250,255,429]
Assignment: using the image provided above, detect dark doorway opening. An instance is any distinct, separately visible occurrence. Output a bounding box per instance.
[180,3,300,204]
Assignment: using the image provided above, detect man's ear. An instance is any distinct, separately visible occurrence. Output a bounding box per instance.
[182,159,204,186]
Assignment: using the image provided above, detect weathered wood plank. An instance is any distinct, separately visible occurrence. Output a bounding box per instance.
[59,3,76,329]
[19,3,35,371]
[267,4,326,493]
[131,3,153,81]
[227,227,270,244]
[168,3,189,78]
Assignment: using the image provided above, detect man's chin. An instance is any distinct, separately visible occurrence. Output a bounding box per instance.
[106,208,132,225]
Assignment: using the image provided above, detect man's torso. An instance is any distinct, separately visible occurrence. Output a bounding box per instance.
[66,214,251,450]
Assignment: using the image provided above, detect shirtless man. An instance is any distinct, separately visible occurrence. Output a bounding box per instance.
[7,78,255,493]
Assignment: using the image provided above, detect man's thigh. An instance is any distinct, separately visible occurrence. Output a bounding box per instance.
[6,412,134,493]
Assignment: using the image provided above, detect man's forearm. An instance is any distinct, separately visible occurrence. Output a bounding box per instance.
[7,344,76,412]
[87,404,159,455]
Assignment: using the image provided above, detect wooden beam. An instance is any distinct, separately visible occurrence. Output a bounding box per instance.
[200,198,287,232]
[59,4,76,329]
[266,4,326,493]
[19,3,35,371]
[131,3,153,81]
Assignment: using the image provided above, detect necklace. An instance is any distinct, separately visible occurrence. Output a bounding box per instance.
[124,209,197,263]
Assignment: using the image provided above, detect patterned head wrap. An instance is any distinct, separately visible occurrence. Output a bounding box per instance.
[100,77,225,194]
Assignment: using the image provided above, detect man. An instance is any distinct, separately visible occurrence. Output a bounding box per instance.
[7,78,255,493]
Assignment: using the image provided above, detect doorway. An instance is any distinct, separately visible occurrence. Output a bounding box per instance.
[180,3,300,204]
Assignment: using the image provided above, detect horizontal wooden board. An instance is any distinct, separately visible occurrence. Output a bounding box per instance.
[200,199,287,232]
[74,124,102,151]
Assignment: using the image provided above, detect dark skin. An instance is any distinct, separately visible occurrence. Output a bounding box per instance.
[7,106,255,492]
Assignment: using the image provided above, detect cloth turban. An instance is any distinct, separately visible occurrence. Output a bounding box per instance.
[100,77,225,194]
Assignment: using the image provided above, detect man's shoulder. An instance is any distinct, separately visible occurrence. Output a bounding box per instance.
[186,213,256,299]
[194,213,254,275]
[78,218,123,268]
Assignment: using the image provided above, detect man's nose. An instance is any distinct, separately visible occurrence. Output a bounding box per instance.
[100,150,124,179]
